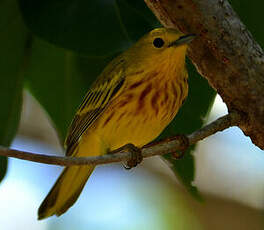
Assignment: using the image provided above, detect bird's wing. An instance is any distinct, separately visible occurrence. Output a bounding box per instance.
[65,64,125,156]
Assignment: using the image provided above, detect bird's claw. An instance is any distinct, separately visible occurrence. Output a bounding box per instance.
[169,134,189,159]
[120,143,142,170]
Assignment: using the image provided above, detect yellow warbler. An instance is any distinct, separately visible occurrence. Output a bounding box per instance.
[38,28,195,219]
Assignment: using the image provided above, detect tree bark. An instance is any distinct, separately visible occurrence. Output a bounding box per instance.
[145,0,264,149]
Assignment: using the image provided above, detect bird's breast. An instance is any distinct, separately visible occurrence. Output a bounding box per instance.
[95,70,188,150]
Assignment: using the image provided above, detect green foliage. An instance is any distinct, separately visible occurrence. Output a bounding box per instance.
[0,0,28,182]
[229,0,264,48]
[24,39,115,141]
[18,0,158,55]
[0,0,217,198]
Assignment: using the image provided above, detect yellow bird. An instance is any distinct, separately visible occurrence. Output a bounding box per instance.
[38,28,195,219]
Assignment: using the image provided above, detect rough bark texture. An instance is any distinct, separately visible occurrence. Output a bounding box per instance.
[145,0,264,149]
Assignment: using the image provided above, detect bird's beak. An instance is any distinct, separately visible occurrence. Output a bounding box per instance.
[169,34,196,47]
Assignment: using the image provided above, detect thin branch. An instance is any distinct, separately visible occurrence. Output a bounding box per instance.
[0,111,244,166]
[188,111,243,144]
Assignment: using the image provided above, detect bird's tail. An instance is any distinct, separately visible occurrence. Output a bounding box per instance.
[38,165,94,220]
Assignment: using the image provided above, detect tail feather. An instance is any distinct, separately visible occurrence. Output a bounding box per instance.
[38,165,94,220]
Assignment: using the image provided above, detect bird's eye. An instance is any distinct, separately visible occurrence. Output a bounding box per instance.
[153,38,164,48]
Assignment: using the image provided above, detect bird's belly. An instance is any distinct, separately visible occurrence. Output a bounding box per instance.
[94,86,184,151]
[98,110,167,150]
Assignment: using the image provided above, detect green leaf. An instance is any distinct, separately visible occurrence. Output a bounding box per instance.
[229,0,264,48]
[124,0,161,27]
[158,59,216,199]
[0,157,7,183]
[24,38,116,142]
[18,0,157,56]
[0,0,28,182]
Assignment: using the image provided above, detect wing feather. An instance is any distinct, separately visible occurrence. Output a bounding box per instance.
[65,67,125,156]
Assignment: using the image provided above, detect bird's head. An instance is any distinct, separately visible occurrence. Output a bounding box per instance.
[124,28,195,73]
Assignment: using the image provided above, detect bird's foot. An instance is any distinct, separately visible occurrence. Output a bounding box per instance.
[169,134,189,159]
[118,143,143,170]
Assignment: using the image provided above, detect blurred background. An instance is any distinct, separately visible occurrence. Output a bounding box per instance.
[1,0,264,229]
[1,91,264,230]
